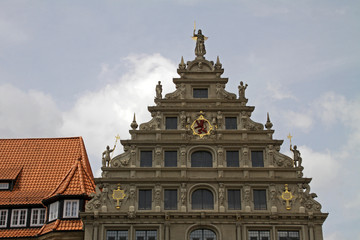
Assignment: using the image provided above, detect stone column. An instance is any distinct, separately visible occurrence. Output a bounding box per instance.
[308,223,314,240]
[236,223,242,240]
[165,223,170,240]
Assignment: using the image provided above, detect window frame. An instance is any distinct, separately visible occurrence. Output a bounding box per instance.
[226,150,240,167]
[277,230,300,240]
[106,230,129,240]
[48,201,59,221]
[63,199,80,218]
[140,150,153,167]
[135,230,158,240]
[164,189,178,210]
[227,189,241,210]
[10,209,27,227]
[189,228,217,240]
[0,209,8,228]
[253,189,267,210]
[0,182,10,190]
[30,208,46,226]
[193,88,208,99]
[191,151,213,167]
[248,230,271,240]
[165,117,178,130]
[251,150,264,167]
[138,189,152,210]
[164,150,177,167]
[225,117,237,130]
[191,189,214,210]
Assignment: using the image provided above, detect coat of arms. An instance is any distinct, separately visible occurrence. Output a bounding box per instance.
[191,113,213,138]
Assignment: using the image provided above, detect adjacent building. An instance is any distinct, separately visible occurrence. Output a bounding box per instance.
[82,30,328,240]
[0,137,95,239]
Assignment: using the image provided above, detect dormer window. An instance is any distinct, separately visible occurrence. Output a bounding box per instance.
[31,208,46,226]
[63,200,79,218]
[49,201,59,221]
[11,209,27,227]
[0,210,8,228]
[193,88,208,98]
[0,182,9,190]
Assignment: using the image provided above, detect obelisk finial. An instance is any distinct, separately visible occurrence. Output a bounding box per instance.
[131,113,138,130]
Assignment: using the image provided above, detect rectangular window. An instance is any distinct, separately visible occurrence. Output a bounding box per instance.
[11,209,27,227]
[248,230,270,240]
[106,230,129,240]
[193,88,208,98]
[165,117,177,130]
[136,230,157,240]
[0,182,9,190]
[164,189,178,210]
[140,151,153,167]
[63,200,79,218]
[225,117,237,129]
[49,201,59,221]
[228,189,241,210]
[0,210,8,228]
[251,151,264,167]
[138,190,152,210]
[164,151,177,167]
[30,208,46,226]
[253,190,267,210]
[226,151,239,167]
[278,231,300,240]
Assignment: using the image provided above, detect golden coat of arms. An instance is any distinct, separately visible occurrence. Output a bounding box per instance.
[112,184,126,209]
[191,113,213,138]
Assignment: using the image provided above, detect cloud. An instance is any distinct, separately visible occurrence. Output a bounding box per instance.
[0,84,61,138]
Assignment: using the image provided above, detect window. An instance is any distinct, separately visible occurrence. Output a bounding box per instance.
[63,200,79,218]
[193,88,208,98]
[138,190,152,210]
[248,230,270,240]
[226,151,239,167]
[107,230,129,240]
[11,209,27,227]
[135,230,157,240]
[165,117,177,130]
[0,182,9,190]
[30,208,45,226]
[164,151,177,167]
[228,190,241,210]
[190,229,217,240]
[140,151,152,167]
[251,151,264,167]
[49,201,59,221]
[0,210,8,228]
[253,190,267,210]
[192,189,214,210]
[278,231,300,240]
[191,151,212,167]
[164,189,177,210]
[225,117,237,129]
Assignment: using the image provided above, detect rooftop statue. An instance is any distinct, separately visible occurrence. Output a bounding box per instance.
[290,144,302,167]
[192,29,208,58]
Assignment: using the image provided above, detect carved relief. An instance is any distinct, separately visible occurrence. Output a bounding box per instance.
[217,146,224,166]
[216,83,236,100]
[273,151,293,168]
[219,183,225,206]
[180,183,187,206]
[111,150,130,167]
[242,112,264,131]
[139,112,160,130]
[298,183,322,212]
[154,184,161,206]
[165,83,185,99]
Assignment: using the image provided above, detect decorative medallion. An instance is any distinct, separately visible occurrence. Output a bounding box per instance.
[191,112,213,138]
[112,184,126,209]
[281,184,294,210]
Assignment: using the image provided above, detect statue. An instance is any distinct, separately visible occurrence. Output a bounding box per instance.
[290,144,302,167]
[219,183,225,206]
[193,29,207,58]
[155,81,162,99]
[180,111,187,129]
[238,81,248,99]
[180,183,187,205]
[102,145,115,167]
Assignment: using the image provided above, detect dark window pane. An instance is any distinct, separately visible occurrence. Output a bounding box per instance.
[191,151,212,167]
[226,151,239,167]
[228,189,241,210]
[106,230,128,240]
[193,88,208,98]
[278,231,299,240]
[140,151,152,167]
[166,117,177,129]
[251,151,264,167]
[139,190,152,210]
[164,151,177,167]
[254,190,267,210]
[225,117,237,129]
[164,189,177,210]
[192,189,214,210]
[248,231,270,240]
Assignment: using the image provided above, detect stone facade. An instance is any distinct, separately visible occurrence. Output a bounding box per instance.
[82,30,327,240]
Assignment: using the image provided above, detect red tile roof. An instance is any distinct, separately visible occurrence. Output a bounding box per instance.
[0,137,95,206]
[0,166,22,180]
[0,228,41,238]
[38,219,83,235]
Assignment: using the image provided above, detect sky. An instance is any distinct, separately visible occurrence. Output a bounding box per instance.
[0,0,359,239]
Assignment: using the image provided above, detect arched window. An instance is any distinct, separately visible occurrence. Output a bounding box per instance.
[191,151,212,167]
[190,229,216,240]
[192,189,214,209]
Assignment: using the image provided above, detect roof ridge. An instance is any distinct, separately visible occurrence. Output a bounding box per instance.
[0,136,82,141]
[79,137,94,179]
